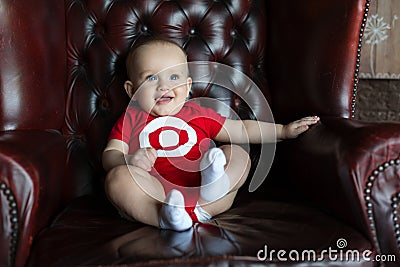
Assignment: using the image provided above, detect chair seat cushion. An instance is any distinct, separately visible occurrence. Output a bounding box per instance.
[27,195,373,267]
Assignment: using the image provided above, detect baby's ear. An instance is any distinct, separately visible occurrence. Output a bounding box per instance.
[186,77,192,96]
[124,81,135,99]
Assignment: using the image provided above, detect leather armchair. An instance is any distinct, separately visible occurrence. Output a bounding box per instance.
[0,0,399,266]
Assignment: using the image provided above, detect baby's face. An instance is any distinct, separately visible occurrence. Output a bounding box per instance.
[125,43,191,117]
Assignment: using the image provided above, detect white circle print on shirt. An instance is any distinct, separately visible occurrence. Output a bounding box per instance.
[123,61,276,204]
[139,116,197,158]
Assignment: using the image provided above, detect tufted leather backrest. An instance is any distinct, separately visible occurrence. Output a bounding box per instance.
[63,0,268,199]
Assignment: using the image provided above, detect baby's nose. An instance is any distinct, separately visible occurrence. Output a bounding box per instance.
[157,78,170,91]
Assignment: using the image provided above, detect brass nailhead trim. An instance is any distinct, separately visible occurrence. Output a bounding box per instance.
[352,0,371,118]
[364,158,400,255]
[0,182,19,267]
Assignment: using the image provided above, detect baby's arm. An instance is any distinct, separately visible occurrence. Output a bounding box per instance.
[102,139,157,172]
[279,116,320,139]
[215,116,319,143]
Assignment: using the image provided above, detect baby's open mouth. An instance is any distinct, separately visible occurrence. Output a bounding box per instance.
[155,96,174,104]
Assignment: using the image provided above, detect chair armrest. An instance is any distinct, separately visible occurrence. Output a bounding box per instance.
[0,130,66,267]
[278,117,400,259]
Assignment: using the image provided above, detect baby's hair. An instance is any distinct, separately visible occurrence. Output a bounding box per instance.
[125,36,188,80]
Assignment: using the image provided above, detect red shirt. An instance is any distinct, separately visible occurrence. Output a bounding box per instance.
[108,101,226,208]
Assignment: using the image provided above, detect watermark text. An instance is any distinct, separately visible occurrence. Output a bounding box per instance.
[257,238,396,263]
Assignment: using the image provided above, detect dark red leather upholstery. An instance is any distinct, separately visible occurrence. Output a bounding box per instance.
[267,0,364,121]
[1,0,399,267]
[0,1,65,131]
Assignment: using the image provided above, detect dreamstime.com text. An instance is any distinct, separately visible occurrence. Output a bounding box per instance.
[257,238,396,263]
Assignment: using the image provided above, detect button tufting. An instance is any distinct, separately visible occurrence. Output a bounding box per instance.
[189,28,196,35]
[99,97,110,110]
[141,25,148,32]
[94,24,105,36]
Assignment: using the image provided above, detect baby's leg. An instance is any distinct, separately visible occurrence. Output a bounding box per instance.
[198,144,250,217]
[105,165,165,227]
[105,165,192,231]
[199,147,230,202]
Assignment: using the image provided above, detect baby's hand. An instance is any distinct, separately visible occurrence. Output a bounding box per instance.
[127,148,157,171]
[282,116,319,139]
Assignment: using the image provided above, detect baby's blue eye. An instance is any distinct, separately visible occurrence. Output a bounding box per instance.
[147,75,157,81]
[170,74,179,80]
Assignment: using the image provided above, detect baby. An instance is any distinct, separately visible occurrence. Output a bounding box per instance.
[103,37,319,231]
